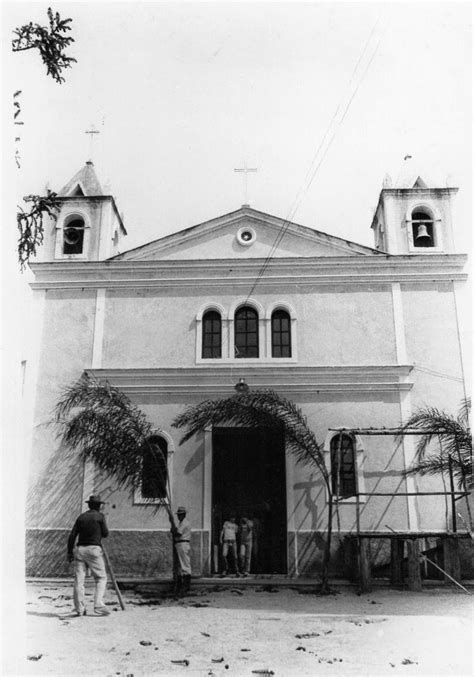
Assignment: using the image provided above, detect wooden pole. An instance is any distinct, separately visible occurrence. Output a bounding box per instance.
[448,456,457,532]
[390,538,404,587]
[359,537,372,593]
[420,554,471,595]
[102,546,126,611]
[406,538,422,591]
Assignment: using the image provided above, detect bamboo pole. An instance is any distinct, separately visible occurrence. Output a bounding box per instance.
[102,546,125,610]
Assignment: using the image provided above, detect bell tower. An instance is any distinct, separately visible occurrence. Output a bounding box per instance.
[40,161,127,262]
[371,173,458,255]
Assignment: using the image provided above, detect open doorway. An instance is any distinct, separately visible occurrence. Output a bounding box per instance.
[212,426,287,574]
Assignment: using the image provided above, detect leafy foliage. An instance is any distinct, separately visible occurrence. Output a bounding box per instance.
[12,7,76,84]
[398,398,472,489]
[14,90,23,168]
[55,374,174,520]
[17,191,60,269]
[173,389,329,487]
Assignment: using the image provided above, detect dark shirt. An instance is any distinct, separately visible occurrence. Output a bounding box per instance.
[67,509,109,555]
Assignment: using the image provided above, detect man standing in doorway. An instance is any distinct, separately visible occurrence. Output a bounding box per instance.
[170,506,192,594]
[67,495,110,616]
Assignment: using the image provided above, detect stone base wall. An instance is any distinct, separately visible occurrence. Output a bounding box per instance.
[26,529,210,578]
[26,529,473,579]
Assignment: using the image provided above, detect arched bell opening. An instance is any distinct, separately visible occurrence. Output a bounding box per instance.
[411,209,435,248]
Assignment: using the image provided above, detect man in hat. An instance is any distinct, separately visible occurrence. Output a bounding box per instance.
[67,495,110,616]
[169,506,192,594]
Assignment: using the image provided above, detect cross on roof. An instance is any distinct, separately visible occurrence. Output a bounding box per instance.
[85,125,100,159]
[234,163,258,206]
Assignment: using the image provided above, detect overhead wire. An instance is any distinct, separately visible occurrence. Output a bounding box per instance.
[245,17,389,300]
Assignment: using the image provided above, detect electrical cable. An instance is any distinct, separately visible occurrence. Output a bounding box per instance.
[245,17,389,300]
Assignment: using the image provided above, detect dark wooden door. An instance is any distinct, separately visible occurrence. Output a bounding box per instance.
[212,426,287,574]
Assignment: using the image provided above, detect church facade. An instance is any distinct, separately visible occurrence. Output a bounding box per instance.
[25,162,470,579]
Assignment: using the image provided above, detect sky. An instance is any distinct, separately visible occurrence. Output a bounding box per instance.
[3,1,472,254]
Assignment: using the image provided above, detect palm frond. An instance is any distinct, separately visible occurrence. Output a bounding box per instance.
[405,450,472,489]
[172,389,328,485]
[458,397,471,430]
[55,373,158,493]
[398,399,472,490]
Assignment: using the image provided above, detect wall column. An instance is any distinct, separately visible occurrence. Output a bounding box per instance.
[82,288,107,504]
[392,282,419,531]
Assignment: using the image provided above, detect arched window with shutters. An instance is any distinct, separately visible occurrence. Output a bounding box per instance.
[234,305,259,358]
[202,310,222,359]
[330,433,356,499]
[271,309,291,358]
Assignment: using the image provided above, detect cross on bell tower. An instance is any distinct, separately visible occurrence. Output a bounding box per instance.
[85,124,100,160]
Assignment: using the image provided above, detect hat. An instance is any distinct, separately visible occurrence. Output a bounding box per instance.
[86,495,105,505]
[176,506,186,513]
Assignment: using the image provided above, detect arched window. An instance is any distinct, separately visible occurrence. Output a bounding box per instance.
[141,435,168,500]
[202,310,222,359]
[411,209,435,248]
[235,306,259,358]
[63,217,85,254]
[271,309,291,358]
[330,434,356,498]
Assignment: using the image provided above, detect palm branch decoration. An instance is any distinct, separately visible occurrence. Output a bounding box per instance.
[55,373,175,523]
[173,389,334,592]
[398,398,472,529]
[398,398,472,489]
[174,389,329,484]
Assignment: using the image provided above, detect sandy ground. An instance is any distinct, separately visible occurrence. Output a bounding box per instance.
[8,581,474,676]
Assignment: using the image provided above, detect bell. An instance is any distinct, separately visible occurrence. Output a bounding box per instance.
[415,223,431,245]
[64,227,81,245]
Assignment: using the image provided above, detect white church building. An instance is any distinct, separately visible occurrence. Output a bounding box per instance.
[25,161,471,581]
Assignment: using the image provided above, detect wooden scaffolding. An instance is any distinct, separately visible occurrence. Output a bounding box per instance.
[328,427,472,593]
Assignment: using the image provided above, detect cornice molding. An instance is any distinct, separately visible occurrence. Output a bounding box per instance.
[85,365,413,396]
[29,254,468,290]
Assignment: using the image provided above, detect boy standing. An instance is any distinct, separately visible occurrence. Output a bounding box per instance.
[220,515,239,576]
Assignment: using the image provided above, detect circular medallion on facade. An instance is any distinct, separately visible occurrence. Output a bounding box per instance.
[236,226,256,247]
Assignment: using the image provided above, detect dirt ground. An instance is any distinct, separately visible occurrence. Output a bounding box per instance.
[8,581,474,676]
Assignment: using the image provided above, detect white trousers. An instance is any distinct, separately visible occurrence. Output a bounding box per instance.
[175,542,191,575]
[73,545,107,612]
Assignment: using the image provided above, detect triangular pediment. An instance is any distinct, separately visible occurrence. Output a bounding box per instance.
[113,207,379,261]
